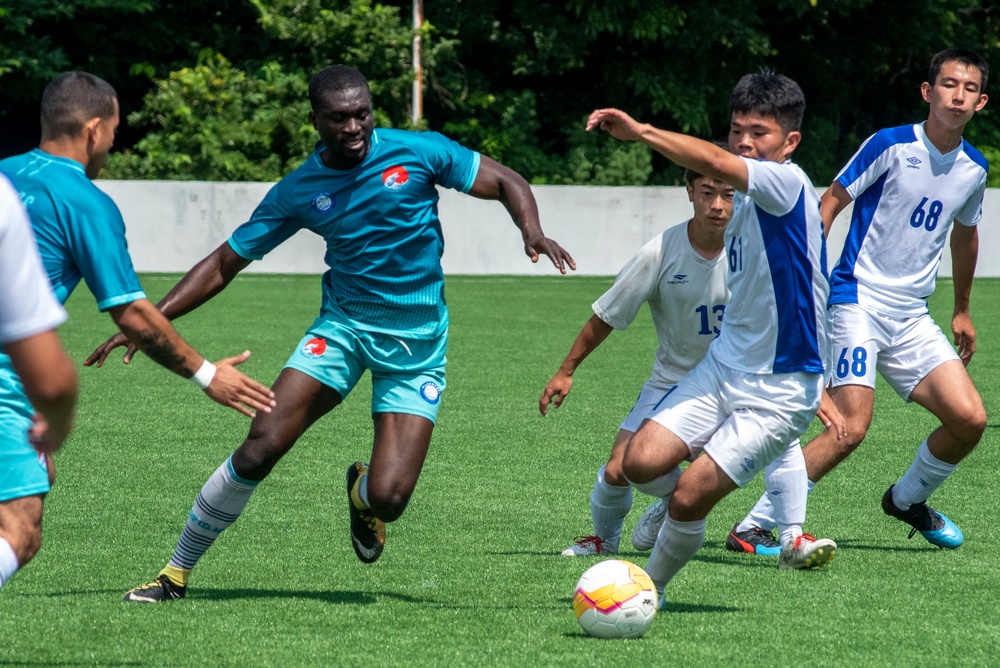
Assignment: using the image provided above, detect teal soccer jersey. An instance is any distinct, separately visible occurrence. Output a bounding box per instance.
[0,150,145,501]
[229,129,480,338]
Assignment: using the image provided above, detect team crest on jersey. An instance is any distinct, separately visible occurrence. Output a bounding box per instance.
[311,192,336,213]
[302,337,327,358]
[419,381,441,404]
[382,166,410,191]
[666,274,689,284]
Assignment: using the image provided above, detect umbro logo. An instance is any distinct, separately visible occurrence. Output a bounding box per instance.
[666,274,689,285]
[906,157,922,169]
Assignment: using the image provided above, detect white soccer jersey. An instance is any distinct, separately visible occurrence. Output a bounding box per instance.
[709,158,829,375]
[829,122,988,316]
[0,176,66,344]
[593,221,729,386]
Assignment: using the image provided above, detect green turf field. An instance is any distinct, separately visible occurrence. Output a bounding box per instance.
[2,273,998,666]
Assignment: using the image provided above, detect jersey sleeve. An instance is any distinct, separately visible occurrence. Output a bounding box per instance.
[228,181,301,260]
[744,158,805,216]
[592,235,664,329]
[834,126,913,199]
[954,174,987,226]
[68,192,145,311]
[0,179,67,343]
[417,132,481,193]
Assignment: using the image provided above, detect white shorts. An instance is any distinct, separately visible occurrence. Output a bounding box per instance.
[827,303,959,401]
[646,350,822,488]
[619,379,675,433]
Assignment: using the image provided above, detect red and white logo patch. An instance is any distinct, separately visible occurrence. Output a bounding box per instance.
[301,337,327,358]
[382,165,409,191]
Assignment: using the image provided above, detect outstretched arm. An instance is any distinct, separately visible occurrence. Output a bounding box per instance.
[467,155,576,274]
[586,108,749,191]
[539,315,614,416]
[4,331,78,452]
[950,222,979,365]
[86,242,273,417]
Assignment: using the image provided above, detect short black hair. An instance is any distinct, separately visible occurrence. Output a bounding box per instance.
[309,65,370,109]
[729,70,805,133]
[684,141,730,186]
[40,72,117,138]
[929,48,989,93]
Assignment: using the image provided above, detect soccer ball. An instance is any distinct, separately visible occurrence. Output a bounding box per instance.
[572,559,657,638]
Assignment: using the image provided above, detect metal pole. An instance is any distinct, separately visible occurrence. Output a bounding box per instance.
[412,0,424,127]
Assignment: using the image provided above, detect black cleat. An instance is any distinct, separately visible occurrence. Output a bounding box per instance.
[123,574,186,603]
[881,485,963,549]
[725,523,782,556]
[347,462,385,563]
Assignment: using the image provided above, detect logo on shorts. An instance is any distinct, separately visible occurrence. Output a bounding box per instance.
[302,337,327,358]
[382,166,410,191]
[741,457,756,473]
[419,381,441,404]
[311,192,336,213]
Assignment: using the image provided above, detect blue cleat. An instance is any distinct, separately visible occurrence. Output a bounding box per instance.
[725,523,782,556]
[881,485,964,549]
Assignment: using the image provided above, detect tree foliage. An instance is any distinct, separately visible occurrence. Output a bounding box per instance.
[3,0,999,185]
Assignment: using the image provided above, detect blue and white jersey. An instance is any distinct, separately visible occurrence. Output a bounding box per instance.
[710,158,829,375]
[829,123,988,316]
[0,150,146,310]
[230,129,480,339]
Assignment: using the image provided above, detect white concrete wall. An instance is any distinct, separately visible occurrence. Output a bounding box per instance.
[96,180,1000,277]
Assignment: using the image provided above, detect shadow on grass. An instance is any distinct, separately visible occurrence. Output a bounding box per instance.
[0,663,142,667]
[821,538,943,553]
[35,588,430,605]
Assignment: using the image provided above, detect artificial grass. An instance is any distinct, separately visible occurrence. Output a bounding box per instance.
[1,274,997,666]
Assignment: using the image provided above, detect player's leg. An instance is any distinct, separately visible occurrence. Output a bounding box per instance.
[123,369,343,602]
[881,359,985,548]
[0,494,43,588]
[562,429,634,556]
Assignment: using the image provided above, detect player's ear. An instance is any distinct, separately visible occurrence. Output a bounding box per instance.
[783,130,801,156]
[309,110,318,130]
[920,81,933,104]
[685,183,695,202]
[975,93,988,112]
[82,117,102,145]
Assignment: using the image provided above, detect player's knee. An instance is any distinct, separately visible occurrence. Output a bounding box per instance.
[603,458,627,486]
[232,434,290,480]
[948,403,987,445]
[5,524,42,565]
[367,484,412,523]
[667,486,703,523]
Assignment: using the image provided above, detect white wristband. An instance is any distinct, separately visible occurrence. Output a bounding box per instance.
[191,359,217,390]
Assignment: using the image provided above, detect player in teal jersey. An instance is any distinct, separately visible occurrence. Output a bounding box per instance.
[0,72,275,591]
[104,65,575,602]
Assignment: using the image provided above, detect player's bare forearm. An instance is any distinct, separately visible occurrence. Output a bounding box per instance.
[110,299,203,377]
[950,222,978,315]
[820,183,853,239]
[559,315,615,375]
[586,108,749,191]
[469,156,576,273]
[156,242,251,320]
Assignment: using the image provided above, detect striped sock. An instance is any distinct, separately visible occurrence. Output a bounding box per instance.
[0,537,18,588]
[167,455,260,572]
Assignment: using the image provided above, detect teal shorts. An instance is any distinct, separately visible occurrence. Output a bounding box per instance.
[285,318,447,423]
[0,358,50,502]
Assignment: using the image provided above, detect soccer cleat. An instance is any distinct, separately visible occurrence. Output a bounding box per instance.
[347,462,385,563]
[122,574,186,603]
[725,523,782,556]
[881,485,963,549]
[631,499,667,551]
[778,533,837,570]
[561,535,615,557]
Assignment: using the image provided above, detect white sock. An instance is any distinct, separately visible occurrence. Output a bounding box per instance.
[168,455,260,571]
[590,465,632,549]
[626,466,682,500]
[765,440,808,547]
[892,439,958,510]
[0,537,19,588]
[645,514,705,595]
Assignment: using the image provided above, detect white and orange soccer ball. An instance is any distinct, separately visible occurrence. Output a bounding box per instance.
[572,559,657,638]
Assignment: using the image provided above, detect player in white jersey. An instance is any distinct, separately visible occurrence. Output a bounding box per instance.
[731,48,989,550]
[0,175,77,589]
[588,70,835,602]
